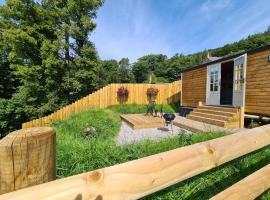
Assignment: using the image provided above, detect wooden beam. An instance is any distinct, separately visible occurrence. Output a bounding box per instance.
[0,125,270,200]
[211,164,270,200]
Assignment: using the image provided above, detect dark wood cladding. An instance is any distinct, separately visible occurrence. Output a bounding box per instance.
[245,49,270,116]
[182,66,207,107]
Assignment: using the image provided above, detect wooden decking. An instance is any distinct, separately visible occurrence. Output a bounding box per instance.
[173,116,228,133]
[120,114,165,129]
[120,114,234,133]
[121,114,244,133]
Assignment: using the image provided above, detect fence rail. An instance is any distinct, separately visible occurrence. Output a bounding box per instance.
[22,80,181,128]
[211,164,270,200]
[1,125,269,200]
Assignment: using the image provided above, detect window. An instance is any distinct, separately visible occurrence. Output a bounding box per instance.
[210,68,219,92]
[234,64,243,91]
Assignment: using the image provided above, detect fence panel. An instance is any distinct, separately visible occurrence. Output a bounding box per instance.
[22,81,181,128]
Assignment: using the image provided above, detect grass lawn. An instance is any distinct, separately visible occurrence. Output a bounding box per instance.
[51,104,270,199]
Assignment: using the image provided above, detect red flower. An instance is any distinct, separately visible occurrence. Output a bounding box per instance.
[117,87,129,97]
[147,88,159,96]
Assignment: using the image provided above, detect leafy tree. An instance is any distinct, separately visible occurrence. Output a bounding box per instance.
[0,0,62,116]
[43,0,103,101]
[118,58,134,83]
[132,54,167,83]
[0,0,103,135]
[210,30,270,57]
[0,40,18,99]
[101,59,120,84]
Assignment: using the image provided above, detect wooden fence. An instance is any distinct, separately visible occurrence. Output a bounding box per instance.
[22,80,181,128]
[0,125,269,200]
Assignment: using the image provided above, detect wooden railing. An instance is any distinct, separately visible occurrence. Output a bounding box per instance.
[1,125,269,200]
[211,164,270,200]
[22,80,181,128]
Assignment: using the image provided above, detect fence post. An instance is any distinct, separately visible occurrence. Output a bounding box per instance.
[0,127,56,195]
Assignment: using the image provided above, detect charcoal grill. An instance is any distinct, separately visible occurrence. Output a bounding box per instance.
[163,113,176,133]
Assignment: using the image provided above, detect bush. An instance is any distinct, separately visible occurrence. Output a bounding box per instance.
[0,98,27,138]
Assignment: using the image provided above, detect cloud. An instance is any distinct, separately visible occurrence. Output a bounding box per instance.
[200,0,231,19]
[92,0,270,62]
[92,0,174,62]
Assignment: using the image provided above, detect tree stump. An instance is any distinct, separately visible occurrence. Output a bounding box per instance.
[0,127,56,194]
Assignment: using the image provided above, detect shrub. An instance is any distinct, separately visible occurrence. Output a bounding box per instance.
[0,98,27,138]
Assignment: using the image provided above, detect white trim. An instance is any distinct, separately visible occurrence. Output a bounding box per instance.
[232,53,247,107]
[206,63,221,105]
[243,53,247,107]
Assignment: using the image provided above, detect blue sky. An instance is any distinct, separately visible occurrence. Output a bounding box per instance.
[92,0,270,62]
[1,0,270,62]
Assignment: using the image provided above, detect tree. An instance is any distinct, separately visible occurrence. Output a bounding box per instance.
[165,51,208,81]
[210,30,270,57]
[44,0,103,101]
[0,38,19,99]
[118,58,134,83]
[0,0,63,115]
[101,60,120,84]
[0,0,103,135]
[132,54,167,83]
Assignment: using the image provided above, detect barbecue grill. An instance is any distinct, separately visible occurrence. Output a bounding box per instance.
[163,113,175,133]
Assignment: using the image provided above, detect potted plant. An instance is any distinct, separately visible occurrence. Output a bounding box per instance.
[117,87,129,104]
[147,87,159,101]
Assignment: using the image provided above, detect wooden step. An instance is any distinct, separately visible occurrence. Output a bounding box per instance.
[195,108,235,117]
[173,117,228,133]
[189,112,230,121]
[198,106,238,113]
[186,115,227,127]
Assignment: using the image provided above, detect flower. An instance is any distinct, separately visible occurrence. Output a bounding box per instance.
[117,87,129,97]
[147,87,159,96]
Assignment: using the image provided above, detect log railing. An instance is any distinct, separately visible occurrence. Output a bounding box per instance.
[211,164,270,200]
[0,125,269,200]
[22,80,181,129]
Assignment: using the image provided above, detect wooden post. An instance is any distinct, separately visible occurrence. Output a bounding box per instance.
[0,127,56,195]
[239,106,245,128]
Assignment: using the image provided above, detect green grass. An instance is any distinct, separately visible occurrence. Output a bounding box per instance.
[51,104,270,199]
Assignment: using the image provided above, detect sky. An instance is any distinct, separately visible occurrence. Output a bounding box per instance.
[1,0,270,62]
[92,0,270,62]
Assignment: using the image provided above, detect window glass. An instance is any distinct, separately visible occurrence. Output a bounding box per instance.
[210,72,214,83]
[234,64,244,91]
[209,67,219,92]
[214,84,218,91]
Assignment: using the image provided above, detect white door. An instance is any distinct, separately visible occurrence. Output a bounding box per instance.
[233,54,247,106]
[206,63,221,105]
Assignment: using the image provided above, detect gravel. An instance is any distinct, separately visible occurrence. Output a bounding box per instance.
[115,122,190,145]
